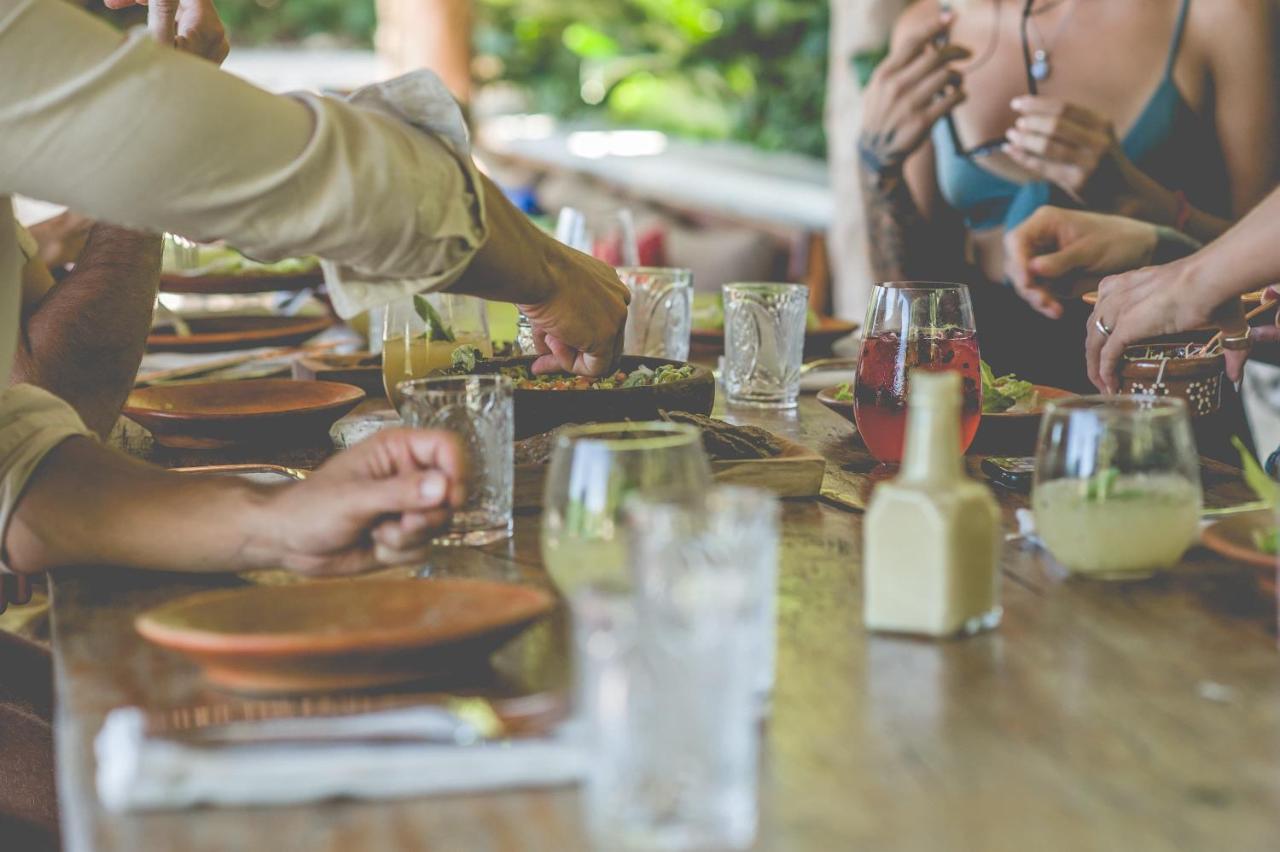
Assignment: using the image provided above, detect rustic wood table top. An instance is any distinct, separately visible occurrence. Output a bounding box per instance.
[52,397,1280,852]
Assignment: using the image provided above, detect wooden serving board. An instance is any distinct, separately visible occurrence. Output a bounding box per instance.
[512,434,825,510]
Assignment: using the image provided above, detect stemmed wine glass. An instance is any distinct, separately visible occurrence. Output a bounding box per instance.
[853,282,982,464]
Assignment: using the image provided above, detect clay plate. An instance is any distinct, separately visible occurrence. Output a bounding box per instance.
[124,378,365,449]
[293,351,386,398]
[136,578,557,694]
[468,355,715,439]
[816,383,1075,455]
[148,315,332,352]
[692,315,858,356]
[1201,510,1277,571]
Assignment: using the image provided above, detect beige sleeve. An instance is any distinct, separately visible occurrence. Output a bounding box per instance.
[0,385,94,572]
[0,0,486,285]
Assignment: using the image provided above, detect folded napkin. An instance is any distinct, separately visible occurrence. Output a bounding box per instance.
[96,703,584,812]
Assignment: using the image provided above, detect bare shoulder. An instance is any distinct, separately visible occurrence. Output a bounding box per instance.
[1186,0,1274,61]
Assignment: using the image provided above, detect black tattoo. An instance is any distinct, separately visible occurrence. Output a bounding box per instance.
[858,130,903,177]
[858,158,964,282]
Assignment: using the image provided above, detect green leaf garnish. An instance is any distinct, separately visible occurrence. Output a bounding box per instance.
[833,382,853,402]
[413,295,456,343]
[1233,436,1278,509]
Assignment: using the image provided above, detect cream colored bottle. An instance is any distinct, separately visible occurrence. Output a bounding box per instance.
[863,370,1002,637]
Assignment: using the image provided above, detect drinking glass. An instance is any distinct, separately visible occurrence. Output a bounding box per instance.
[541,423,711,598]
[397,375,513,546]
[722,282,809,409]
[573,566,759,851]
[382,293,493,409]
[619,267,693,361]
[627,485,781,711]
[1033,395,1201,579]
[853,282,981,464]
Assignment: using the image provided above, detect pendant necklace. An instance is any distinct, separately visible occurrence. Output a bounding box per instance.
[1028,0,1079,82]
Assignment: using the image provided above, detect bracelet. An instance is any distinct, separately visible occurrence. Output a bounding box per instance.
[1171,190,1192,233]
[1221,327,1251,352]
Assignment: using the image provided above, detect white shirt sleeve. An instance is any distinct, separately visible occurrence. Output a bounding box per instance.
[0,0,487,297]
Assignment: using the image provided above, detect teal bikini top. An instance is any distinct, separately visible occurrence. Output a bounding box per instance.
[931,0,1231,232]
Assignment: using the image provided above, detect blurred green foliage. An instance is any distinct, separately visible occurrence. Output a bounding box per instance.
[476,0,830,157]
[214,0,829,157]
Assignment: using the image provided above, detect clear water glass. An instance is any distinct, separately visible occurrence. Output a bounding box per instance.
[573,568,760,851]
[1033,395,1201,579]
[619,267,694,361]
[541,423,711,598]
[627,485,782,711]
[722,282,808,409]
[397,375,513,546]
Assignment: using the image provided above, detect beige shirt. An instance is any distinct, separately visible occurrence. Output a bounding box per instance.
[0,0,490,561]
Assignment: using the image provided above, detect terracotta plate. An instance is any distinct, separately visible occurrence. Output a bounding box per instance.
[692,316,859,356]
[124,378,365,449]
[1201,510,1277,571]
[148,315,332,352]
[136,579,557,694]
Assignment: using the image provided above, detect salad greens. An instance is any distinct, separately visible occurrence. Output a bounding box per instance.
[501,362,696,390]
[980,361,1038,414]
[833,382,853,402]
[413,295,456,343]
[1232,436,1280,554]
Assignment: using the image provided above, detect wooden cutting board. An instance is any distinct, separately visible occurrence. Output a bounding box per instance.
[513,434,825,510]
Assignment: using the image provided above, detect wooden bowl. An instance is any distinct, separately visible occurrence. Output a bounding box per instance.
[466,356,715,439]
[816,384,1075,455]
[136,579,556,694]
[293,351,385,398]
[124,379,365,449]
[1119,343,1225,417]
[692,316,859,357]
[148,315,332,352]
[1201,510,1276,571]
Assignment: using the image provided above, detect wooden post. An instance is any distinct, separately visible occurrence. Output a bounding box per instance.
[375,0,473,104]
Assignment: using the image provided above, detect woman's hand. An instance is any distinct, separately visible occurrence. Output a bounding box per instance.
[1004,96,1136,205]
[104,0,230,64]
[1004,207,1158,319]
[257,428,468,577]
[858,15,970,175]
[1086,258,1243,392]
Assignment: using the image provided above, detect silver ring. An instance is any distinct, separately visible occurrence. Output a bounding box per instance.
[1095,318,1113,338]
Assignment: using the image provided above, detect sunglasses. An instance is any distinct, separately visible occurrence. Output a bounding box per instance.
[943,0,1042,160]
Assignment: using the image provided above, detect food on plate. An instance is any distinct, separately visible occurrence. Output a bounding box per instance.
[1233,436,1279,554]
[497,363,697,391]
[832,382,853,402]
[163,243,318,277]
[980,362,1039,414]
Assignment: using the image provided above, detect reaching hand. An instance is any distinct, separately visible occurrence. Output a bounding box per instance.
[1004,207,1158,319]
[519,243,629,377]
[104,0,230,65]
[859,14,970,175]
[1003,96,1135,205]
[260,428,468,577]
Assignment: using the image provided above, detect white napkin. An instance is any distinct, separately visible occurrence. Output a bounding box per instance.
[95,706,585,812]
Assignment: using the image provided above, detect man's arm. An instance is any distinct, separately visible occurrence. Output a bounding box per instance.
[12,225,162,438]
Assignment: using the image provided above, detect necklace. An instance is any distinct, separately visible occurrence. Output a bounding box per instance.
[1027,0,1079,81]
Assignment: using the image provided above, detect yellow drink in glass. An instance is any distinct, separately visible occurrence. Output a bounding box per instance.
[383,332,491,410]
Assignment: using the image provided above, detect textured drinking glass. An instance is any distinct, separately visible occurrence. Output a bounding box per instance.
[619,267,694,361]
[382,293,493,409]
[854,282,981,464]
[1033,396,1201,579]
[397,375,513,546]
[574,527,760,851]
[722,282,808,409]
[627,485,782,711]
[541,423,711,598]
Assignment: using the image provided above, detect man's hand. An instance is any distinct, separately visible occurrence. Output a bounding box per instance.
[520,245,629,376]
[255,429,468,577]
[104,0,230,64]
[1004,207,1158,319]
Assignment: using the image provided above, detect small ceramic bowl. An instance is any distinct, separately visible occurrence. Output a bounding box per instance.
[1119,343,1225,417]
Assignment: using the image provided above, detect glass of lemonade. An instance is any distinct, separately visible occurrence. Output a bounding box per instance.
[540,423,711,598]
[382,293,493,410]
[1033,396,1202,580]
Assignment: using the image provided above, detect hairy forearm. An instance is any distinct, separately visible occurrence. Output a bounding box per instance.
[859,165,959,282]
[4,438,280,575]
[444,175,554,306]
[12,225,162,437]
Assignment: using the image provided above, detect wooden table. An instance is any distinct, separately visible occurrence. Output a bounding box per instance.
[52,398,1280,851]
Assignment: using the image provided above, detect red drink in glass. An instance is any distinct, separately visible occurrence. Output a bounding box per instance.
[853,328,983,463]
